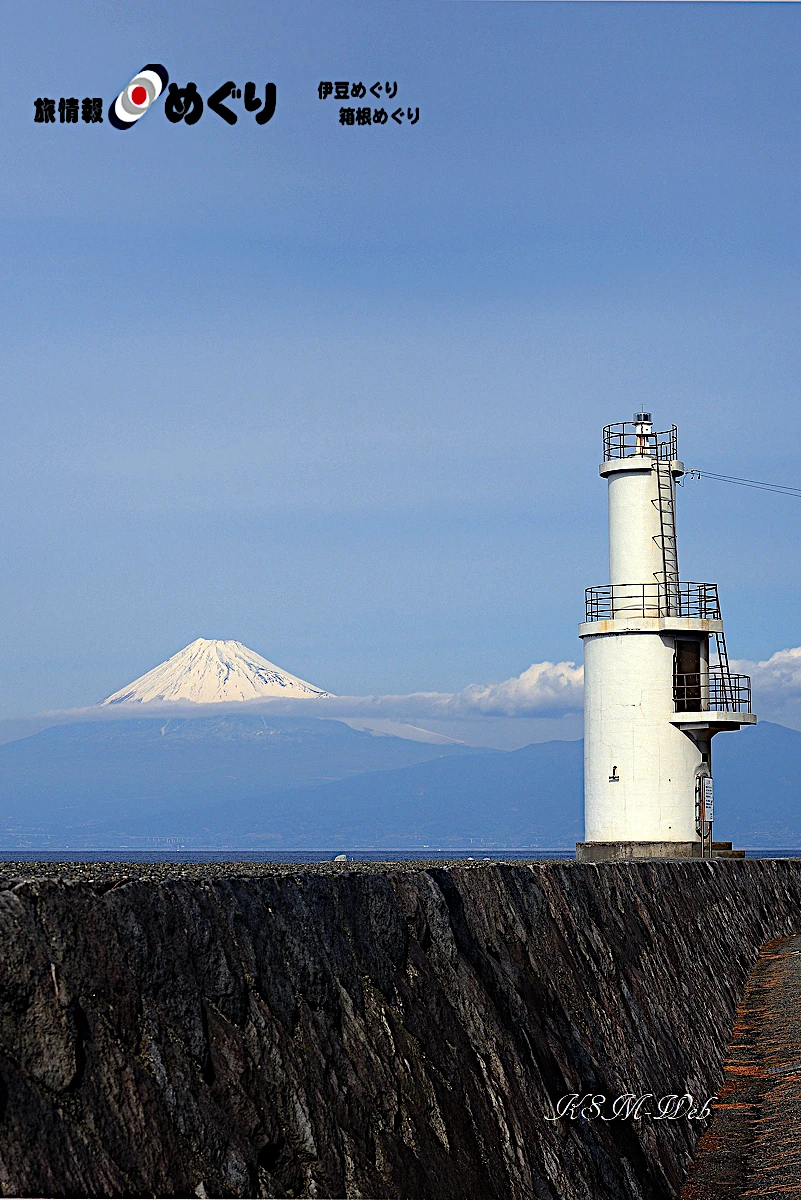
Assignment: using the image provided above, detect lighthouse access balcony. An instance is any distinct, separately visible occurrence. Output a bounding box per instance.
[579,581,724,640]
[584,581,720,622]
[669,662,755,731]
[673,667,753,716]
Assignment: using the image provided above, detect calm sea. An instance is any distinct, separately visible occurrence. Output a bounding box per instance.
[0,849,797,863]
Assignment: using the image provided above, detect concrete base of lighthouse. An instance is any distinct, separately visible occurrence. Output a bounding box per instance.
[576,840,745,862]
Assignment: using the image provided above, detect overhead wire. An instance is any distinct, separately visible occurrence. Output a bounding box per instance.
[685,470,801,499]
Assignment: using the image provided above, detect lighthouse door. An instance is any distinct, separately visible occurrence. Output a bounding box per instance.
[674,639,702,712]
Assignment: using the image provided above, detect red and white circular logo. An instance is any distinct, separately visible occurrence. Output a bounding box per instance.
[109,64,169,130]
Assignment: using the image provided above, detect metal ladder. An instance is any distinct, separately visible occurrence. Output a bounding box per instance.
[653,461,680,615]
[653,459,733,709]
[713,628,733,711]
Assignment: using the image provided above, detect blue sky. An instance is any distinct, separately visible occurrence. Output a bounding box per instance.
[3,1,801,722]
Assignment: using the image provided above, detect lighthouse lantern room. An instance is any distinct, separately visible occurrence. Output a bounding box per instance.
[577,413,756,862]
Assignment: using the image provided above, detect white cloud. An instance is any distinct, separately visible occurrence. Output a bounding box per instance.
[444,660,585,717]
[733,647,801,709]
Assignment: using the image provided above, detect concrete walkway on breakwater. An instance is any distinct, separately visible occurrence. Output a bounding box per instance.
[682,933,801,1199]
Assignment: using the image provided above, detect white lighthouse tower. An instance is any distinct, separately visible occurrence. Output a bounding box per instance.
[577,413,756,862]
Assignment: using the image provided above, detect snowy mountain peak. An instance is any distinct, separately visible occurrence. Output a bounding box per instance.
[100,638,332,705]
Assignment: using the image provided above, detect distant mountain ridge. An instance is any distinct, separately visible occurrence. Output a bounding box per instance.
[101,638,330,704]
[0,714,478,846]
[0,715,798,849]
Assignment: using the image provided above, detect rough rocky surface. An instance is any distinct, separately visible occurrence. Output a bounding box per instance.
[1,859,801,1198]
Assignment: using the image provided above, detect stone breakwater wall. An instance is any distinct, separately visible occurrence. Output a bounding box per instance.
[2,859,801,1199]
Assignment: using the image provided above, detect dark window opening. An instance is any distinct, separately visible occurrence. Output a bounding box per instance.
[674,639,702,712]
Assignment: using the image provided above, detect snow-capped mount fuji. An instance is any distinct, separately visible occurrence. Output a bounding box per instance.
[100,639,332,705]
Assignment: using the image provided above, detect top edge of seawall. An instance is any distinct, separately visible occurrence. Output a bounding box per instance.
[0,857,800,887]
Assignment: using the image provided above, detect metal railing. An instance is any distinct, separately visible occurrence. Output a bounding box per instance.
[674,668,752,715]
[585,582,721,622]
[603,422,678,462]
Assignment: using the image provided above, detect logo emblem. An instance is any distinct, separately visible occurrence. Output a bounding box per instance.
[109,64,169,130]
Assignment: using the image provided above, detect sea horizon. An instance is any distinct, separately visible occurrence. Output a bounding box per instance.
[0,848,797,863]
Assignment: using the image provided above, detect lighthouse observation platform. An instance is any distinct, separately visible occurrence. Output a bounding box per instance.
[583,580,721,621]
